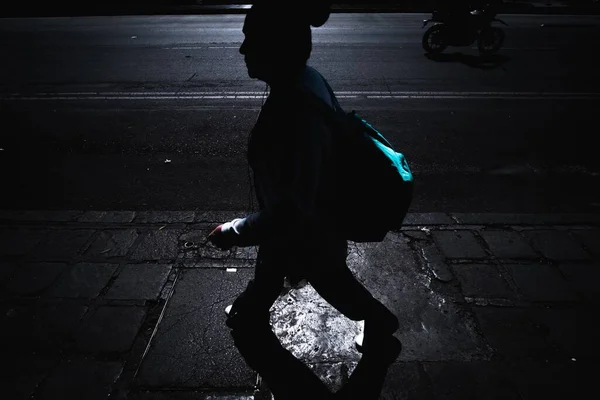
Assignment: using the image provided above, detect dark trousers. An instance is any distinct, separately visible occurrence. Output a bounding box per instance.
[232,239,389,323]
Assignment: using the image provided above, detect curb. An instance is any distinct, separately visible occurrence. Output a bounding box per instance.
[1,210,599,227]
[3,5,600,17]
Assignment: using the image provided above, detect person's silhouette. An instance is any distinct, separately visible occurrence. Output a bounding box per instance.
[207,0,402,395]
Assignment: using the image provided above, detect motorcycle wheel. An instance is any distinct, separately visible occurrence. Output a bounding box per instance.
[422,25,447,54]
[477,27,504,55]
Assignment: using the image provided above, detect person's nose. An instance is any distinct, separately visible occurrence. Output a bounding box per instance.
[239,39,246,55]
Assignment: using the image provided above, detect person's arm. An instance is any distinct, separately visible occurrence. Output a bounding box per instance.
[209,107,330,249]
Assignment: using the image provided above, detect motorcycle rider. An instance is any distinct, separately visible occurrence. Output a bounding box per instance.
[434,0,491,20]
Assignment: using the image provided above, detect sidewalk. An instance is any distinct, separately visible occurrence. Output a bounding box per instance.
[3,1,600,17]
[2,210,597,399]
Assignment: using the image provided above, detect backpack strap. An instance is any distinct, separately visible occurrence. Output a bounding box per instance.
[299,80,346,129]
[304,81,397,146]
[320,78,344,114]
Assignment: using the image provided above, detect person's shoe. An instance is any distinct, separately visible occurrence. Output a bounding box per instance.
[225,303,270,330]
[361,334,403,366]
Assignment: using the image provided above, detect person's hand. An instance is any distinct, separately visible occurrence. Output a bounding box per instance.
[207,223,237,251]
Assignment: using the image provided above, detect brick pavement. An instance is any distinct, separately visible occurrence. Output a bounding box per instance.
[1,210,598,399]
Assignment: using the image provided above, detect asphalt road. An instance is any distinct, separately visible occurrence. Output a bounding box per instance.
[1,13,599,213]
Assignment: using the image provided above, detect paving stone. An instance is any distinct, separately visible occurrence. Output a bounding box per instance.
[134,211,195,223]
[179,230,247,260]
[135,268,256,389]
[196,244,237,259]
[77,211,109,223]
[6,355,56,400]
[0,227,49,256]
[452,264,516,299]
[32,229,95,260]
[402,213,455,225]
[6,262,68,295]
[194,211,241,223]
[0,210,82,222]
[420,244,454,282]
[78,211,135,223]
[179,260,254,270]
[523,230,590,261]
[559,263,600,303]
[432,230,487,259]
[129,229,182,261]
[179,230,255,260]
[0,261,17,285]
[570,228,600,257]
[505,263,580,302]
[472,307,554,358]
[402,229,430,241]
[422,361,521,400]
[179,230,207,245]
[35,357,123,400]
[47,263,118,298]
[128,392,255,400]
[450,213,526,225]
[105,264,172,300]
[379,362,434,400]
[83,229,139,258]
[75,306,146,353]
[528,306,599,359]
[347,235,492,362]
[1,302,88,354]
[179,230,227,259]
[479,230,538,259]
[234,245,259,260]
[451,213,600,226]
[506,360,588,400]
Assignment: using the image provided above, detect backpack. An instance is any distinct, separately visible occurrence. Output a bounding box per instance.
[302,82,414,242]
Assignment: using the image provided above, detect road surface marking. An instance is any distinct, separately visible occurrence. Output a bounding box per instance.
[2,91,598,101]
[164,45,559,51]
[469,46,557,50]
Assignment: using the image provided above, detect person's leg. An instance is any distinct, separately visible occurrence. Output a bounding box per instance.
[226,245,286,329]
[305,241,399,355]
[248,246,287,310]
[308,253,396,324]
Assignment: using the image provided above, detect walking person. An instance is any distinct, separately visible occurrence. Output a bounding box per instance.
[208,0,401,364]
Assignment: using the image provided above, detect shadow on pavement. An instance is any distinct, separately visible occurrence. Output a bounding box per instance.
[425,52,511,70]
[229,322,399,400]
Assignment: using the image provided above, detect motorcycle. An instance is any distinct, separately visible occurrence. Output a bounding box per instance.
[422,7,508,55]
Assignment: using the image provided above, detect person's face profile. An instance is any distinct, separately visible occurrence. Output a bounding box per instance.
[239,11,269,80]
[240,7,290,83]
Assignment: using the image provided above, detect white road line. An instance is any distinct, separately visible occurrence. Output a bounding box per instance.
[468,46,557,50]
[366,95,596,100]
[16,91,596,96]
[2,91,598,101]
[164,46,560,51]
[165,46,208,49]
[163,46,240,50]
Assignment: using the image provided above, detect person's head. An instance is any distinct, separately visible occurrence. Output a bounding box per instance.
[239,1,331,85]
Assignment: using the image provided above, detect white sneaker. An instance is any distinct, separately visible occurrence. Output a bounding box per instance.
[225,304,233,316]
[354,320,365,350]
